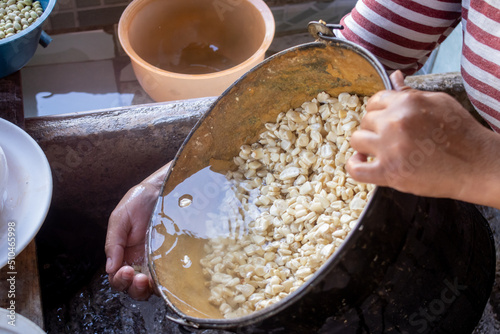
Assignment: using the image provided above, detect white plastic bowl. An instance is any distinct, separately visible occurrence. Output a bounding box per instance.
[0,146,8,213]
[0,308,45,333]
[0,119,52,268]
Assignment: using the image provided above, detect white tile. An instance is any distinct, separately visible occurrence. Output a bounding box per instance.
[119,62,138,82]
[25,30,115,67]
[118,81,155,105]
[268,32,315,54]
[283,3,315,21]
[21,60,127,117]
[274,1,356,33]
[321,0,358,24]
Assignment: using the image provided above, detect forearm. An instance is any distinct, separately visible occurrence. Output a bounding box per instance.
[458,129,500,209]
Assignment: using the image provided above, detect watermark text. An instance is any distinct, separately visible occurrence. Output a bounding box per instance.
[6,221,16,327]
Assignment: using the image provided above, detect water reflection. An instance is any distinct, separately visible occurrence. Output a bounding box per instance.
[32,91,134,116]
[152,166,259,245]
[147,166,263,318]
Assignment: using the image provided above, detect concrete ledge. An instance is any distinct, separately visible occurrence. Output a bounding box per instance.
[26,97,216,226]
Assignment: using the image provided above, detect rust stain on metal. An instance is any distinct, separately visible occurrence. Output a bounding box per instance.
[163,42,386,194]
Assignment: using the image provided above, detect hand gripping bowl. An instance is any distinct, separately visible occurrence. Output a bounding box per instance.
[146,39,495,333]
[0,0,56,78]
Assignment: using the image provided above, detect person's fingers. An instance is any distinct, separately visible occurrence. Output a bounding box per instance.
[105,245,124,274]
[390,70,411,92]
[349,130,379,156]
[127,274,154,301]
[109,265,135,292]
[122,185,151,243]
[358,111,382,132]
[105,233,126,274]
[105,210,130,274]
[346,153,387,186]
[366,90,400,112]
[366,70,412,112]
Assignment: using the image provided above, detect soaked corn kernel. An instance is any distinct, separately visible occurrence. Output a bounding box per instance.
[201,92,375,319]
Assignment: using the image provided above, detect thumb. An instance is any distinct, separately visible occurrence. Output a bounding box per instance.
[105,241,125,274]
[390,70,411,91]
[105,210,130,274]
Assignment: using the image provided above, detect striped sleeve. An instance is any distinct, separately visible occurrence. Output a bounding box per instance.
[461,0,500,132]
[337,0,462,75]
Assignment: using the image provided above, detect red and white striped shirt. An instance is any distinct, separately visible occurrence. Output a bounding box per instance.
[337,0,500,132]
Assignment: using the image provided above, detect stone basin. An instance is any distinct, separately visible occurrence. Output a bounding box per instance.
[24,73,500,333]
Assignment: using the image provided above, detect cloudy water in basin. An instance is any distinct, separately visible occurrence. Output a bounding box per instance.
[149,166,259,265]
[155,42,239,75]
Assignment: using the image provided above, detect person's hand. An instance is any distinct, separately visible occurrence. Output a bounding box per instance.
[105,162,171,300]
[346,70,500,208]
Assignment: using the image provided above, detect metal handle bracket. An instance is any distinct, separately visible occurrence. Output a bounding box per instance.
[308,20,344,42]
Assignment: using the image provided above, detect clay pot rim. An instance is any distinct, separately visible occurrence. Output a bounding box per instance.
[117,0,275,79]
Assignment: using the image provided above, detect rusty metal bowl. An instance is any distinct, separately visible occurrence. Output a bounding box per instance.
[146,40,495,333]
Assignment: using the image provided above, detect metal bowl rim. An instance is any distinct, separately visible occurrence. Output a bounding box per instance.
[147,38,392,328]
